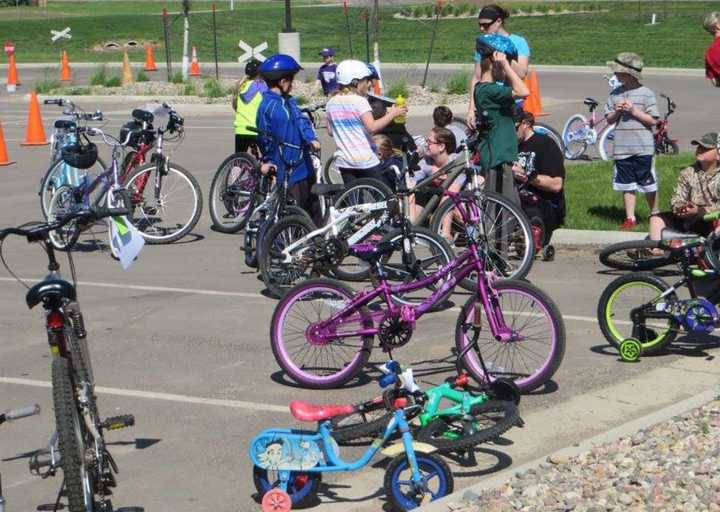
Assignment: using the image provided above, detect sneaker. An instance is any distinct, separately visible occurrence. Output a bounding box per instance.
[619,218,637,230]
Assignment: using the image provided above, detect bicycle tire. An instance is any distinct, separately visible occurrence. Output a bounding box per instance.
[40,157,106,219]
[561,114,588,160]
[599,240,675,271]
[125,162,203,244]
[415,399,519,452]
[47,185,82,251]
[52,357,96,512]
[597,273,678,355]
[384,452,453,511]
[534,122,563,153]
[330,400,392,443]
[598,125,615,161]
[270,278,374,389]
[259,214,319,299]
[430,191,534,286]
[456,279,566,393]
[369,227,455,310]
[65,302,94,385]
[322,153,343,185]
[209,152,259,233]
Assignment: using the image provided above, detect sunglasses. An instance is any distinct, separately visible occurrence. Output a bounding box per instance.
[478,20,497,29]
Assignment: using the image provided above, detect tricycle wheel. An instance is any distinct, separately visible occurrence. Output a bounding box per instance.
[253,466,321,509]
[620,338,642,362]
[542,245,555,262]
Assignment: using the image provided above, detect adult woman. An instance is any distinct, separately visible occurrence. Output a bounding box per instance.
[467,4,531,128]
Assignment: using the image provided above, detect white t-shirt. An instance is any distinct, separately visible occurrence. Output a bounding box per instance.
[326,94,380,170]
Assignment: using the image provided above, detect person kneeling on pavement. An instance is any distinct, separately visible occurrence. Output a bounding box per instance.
[648,132,720,240]
[511,110,566,253]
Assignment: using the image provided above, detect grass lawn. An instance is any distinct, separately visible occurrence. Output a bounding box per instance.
[0,1,715,67]
[564,153,695,232]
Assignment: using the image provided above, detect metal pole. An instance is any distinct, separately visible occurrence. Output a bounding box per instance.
[343,0,353,58]
[372,0,379,63]
[181,0,190,80]
[230,0,234,10]
[422,2,441,88]
[284,0,293,32]
[162,8,173,81]
[364,10,370,63]
[212,2,219,79]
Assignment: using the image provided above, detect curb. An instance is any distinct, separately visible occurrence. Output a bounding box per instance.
[422,386,720,511]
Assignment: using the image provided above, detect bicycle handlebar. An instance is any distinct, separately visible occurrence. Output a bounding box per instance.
[1,404,40,422]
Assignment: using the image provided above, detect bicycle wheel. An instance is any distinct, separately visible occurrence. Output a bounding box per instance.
[270,278,374,389]
[331,178,394,282]
[430,191,534,284]
[534,122,563,153]
[47,185,82,250]
[597,273,678,355]
[369,227,455,309]
[415,399,519,452]
[599,240,675,271]
[384,452,453,511]
[259,214,319,299]
[322,153,343,185]
[125,162,203,244]
[52,357,96,512]
[598,125,615,161]
[40,158,105,219]
[330,399,392,443]
[209,152,259,233]
[253,466,321,508]
[561,114,589,160]
[456,279,566,393]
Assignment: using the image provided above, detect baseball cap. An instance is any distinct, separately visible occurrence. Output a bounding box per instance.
[319,48,336,57]
[691,132,719,149]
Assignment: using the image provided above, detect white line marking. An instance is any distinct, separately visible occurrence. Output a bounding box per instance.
[0,376,288,413]
[0,276,263,299]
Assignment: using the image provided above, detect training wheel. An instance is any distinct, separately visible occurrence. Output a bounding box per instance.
[261,488,292,512]
[542,245,555,262]
[619,338,642,362]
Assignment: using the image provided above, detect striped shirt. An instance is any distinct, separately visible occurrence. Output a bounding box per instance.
[603,85,659,160]
[326,94,380,170]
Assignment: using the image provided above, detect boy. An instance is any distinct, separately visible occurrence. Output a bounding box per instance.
[232,58,266,153]
[256,54,321,216]
[604,52,660,230]
[474,34,529,205]
[315,47,338,96]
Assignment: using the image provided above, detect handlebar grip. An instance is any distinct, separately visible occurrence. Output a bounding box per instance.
[44,99,63,105]
[703,211,720,222]
[93,206,130,218]
[378,373,398,388]
[5,404,40,420]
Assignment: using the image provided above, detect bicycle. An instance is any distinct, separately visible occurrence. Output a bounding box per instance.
[654,94,678,155]
[598,232,705,272]
[597,212,720,362]
[0,207,135,512]
[561,95,616,161]
[249,360,453,512]
[0,404,41,512]
[270,189,565,392]
[39,98,105,218]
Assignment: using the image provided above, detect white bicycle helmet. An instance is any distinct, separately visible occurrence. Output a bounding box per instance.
[336,60,372,86]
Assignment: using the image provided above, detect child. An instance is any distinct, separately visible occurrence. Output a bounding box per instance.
[603,52,660,230]
[474,34,529,205]
[325,59,407,188]
[256,54,321,216]
[232,58,267,153]
[315,47,338,96]
[433,105,466,152]
[373,134,403,188]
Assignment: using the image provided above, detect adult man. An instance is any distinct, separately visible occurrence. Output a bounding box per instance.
[511,110,565,248]
[704,12,720,87]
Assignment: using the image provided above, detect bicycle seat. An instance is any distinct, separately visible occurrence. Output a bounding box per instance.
[311,183,345,196]
[583,97,599,108]
[349,240,395,262]
[25,279,76,309]
[289,400,355,422]
[53,119,77,131]
[131,109,154,124]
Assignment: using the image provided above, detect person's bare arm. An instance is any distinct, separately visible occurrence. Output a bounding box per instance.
[360,106,406,134]
[496,53,529,98]
[512,55,529,80]
[467,62,482,128]
[528,174,563,193]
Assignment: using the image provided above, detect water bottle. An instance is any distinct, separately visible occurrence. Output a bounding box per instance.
[394,95,406,124]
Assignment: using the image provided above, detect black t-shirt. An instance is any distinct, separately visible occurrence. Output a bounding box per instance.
[517,133,566,217]
[368,95,416,152]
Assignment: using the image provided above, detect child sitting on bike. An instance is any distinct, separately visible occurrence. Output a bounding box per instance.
[325,59,407,188]
[232,58,267,153]
[373,134,403,187]
[473,34,529,206]
[649,132,720,240]
[256,54,321,216]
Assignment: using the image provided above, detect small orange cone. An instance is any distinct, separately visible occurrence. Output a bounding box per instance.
[144,44,157,72]
[60,50,71,82]
[121,51,134,86]
[525,70,548,117]
[6,54,20,92]
[189,46,201,77]
[0,122,15,166]
[522,75,537,114]
[22,91,49,146]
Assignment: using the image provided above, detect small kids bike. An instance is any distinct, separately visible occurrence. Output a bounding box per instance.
[249,361,453,511]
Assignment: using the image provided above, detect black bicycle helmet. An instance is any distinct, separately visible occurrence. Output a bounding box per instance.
[61,142,98,170]
[245,58,261,78]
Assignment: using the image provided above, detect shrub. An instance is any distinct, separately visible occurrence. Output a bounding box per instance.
[202,77,226,98]
[170,71,185,84]
[294,94,308,106]
[105,75,122,87]
[386,81,408,98]
[441,3,453,16]
[90,65,108,86]
[445,72,470,95]
[136,70,149,82]
[423,4,433,17]
[183,82,196,96]
[34,71,60,94]
[63,86,91,95]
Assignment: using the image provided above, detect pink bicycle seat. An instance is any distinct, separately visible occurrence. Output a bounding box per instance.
[289,400,355,422]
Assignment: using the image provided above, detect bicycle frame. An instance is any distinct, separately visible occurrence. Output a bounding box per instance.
[419,381,489,426]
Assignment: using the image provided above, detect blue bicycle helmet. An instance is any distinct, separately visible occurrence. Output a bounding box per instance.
[475,34,518,61]
[366,62,379,81]
[259,54,303,81]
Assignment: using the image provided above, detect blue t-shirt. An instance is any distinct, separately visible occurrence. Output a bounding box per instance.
[317,63,338,96]
[474,33,530,62]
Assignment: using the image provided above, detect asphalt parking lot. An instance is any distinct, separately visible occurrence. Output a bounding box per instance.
[0,95,718,512]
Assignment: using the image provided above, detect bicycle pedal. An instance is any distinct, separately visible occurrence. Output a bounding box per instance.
[28,451,57,477]
[101,414,135,431]
[141,206,158,216]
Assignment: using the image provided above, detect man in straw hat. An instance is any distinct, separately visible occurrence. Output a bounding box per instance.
[604,52,660,230]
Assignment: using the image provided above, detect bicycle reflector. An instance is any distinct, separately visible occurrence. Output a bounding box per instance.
[393,397,408,409]
[46,310,65,330]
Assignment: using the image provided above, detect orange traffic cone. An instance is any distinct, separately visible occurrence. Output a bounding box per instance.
[189,46,201,77]
[0,122,15,166]
[22,91,49,146]
[522,75,537,114]
[6,54,20,92]
[60,50,71,82]
[121,51,134,86]
[144,44,157,72]
[525,70,548,117]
